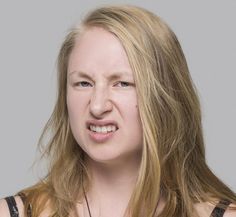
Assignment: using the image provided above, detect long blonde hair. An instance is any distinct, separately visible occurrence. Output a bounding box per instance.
[19,5,236,217]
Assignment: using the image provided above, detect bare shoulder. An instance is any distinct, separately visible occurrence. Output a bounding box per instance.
[38,206,52,217]
[194,201,236,217]
[0,196,24,217]
[194,201,216,216]
[0,198,10,217]
[224,204,236,217]
[0,195,52,217]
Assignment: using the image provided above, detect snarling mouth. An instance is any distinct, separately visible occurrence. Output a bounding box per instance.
[88,124,118,133]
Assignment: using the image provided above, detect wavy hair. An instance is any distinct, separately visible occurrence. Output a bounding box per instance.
[19,5,236,217]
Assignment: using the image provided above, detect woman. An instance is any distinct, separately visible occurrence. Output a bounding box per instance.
[1,5,236,217]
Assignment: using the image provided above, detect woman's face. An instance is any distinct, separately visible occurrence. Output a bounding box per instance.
[67,27,143,164]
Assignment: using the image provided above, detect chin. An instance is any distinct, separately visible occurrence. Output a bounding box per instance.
[85,148,141,166]
[86,152,123,164]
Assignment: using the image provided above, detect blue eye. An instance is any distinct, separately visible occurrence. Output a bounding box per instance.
[74,81,92,87]
[116,81,130,87]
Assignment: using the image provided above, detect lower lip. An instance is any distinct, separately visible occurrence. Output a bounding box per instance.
[87,129,117,143]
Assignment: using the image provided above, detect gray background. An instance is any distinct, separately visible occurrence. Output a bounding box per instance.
[0,0,235,198]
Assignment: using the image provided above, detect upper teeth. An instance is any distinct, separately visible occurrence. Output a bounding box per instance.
[89,125,117,133]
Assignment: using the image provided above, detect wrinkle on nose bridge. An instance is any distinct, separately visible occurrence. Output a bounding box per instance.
[92,88,108,104]
[89,84,112,116]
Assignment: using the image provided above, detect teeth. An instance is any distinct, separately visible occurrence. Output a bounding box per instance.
[89,125,117,133]
[96,126,102,133]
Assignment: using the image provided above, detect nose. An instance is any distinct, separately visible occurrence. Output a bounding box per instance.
[89,86,113,118]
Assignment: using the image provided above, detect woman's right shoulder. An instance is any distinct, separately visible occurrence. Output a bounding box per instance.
[0,196,24,217]
[0,195,52,217]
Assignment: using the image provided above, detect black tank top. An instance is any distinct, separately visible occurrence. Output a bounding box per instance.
[4,195,231,217]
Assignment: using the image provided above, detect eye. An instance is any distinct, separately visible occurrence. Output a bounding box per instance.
[74,81,92,87]
[115,81,131,87]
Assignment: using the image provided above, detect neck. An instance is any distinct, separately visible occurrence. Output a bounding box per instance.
[83,153,142,217]
[86,152,141,195]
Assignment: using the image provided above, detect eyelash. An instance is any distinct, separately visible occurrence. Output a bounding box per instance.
[115,81,131,87]
[73,81,132,88]
[73,81,92,87]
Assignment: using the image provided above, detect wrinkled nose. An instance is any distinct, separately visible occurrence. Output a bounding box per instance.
[89,87,113,118]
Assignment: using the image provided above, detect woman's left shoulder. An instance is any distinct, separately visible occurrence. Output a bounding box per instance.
[224,204,236,217]
[194,201,236,217]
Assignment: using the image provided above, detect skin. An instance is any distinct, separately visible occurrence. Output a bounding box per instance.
[1,27,236,217]
[67,27,143,216]
[0,197,236,217]
[67,27,143,166]
[65,26,236,217]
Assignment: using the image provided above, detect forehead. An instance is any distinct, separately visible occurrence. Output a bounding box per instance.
[67,27,133,77]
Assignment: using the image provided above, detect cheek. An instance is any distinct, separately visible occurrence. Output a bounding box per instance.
[66,92,87,129]
[117,92,139,117]
[130,106,142,132]
[118,96,142,131]
[125,104,143,148]
[126,97,143,136]
[67,90,88,113]
[67,96,79,118]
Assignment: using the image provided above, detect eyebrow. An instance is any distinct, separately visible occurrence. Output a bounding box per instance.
[68,71,133,80]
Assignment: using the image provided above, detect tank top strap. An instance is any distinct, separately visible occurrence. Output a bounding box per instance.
[5,196,19,217]
[17,192,32,217]
[4,193,32,217]
[210,199,231,217]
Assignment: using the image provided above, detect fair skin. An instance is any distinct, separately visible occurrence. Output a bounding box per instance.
[1,27,236,217]
[1,197,236,217]
[67,26,143,217]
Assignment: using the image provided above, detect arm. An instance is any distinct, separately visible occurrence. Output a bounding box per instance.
[0,199,11,217]
[0,196,24,217]
[224,204,236,217]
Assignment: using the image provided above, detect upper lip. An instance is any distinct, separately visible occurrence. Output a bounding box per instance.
[86,120,119,129]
